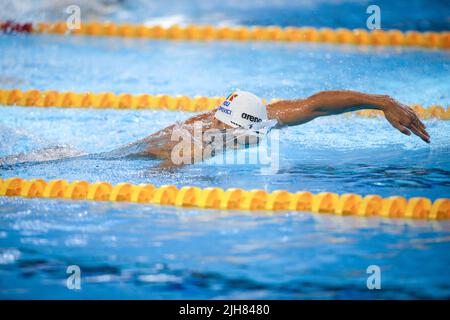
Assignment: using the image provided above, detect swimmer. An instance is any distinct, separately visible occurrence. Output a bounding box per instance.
[121,90,430,167]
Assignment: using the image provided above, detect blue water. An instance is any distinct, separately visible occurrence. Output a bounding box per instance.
[1,0,449,31]
[1,1,450,299]
[1,197,449,299]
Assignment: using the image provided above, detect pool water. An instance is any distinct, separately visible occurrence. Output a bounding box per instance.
[1,0,449,31]
[1,197,449,299]
[1,0,450,299]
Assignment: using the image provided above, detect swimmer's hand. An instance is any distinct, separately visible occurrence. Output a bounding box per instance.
[381,97,430,143]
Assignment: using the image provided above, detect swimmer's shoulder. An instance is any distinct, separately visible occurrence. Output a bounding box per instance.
[183,110,216,127]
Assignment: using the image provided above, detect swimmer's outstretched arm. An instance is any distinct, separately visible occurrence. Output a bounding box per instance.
[267,90,430,143]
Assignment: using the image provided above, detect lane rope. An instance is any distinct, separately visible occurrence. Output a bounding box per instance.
[1,88,449,120]
[2,23,448,220]
[1,20,449,49]
[0,177,448,220]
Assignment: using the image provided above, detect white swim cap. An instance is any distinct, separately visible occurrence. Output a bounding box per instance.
[214,91,268,129]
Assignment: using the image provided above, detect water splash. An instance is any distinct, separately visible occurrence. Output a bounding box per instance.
[0,144,87,166]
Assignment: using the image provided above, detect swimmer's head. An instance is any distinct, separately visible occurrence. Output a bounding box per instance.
[214,91,268,130]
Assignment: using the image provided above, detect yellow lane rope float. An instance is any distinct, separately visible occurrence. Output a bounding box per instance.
[0,177,449,220]
[8,20,449,49]
[1,88,449,120]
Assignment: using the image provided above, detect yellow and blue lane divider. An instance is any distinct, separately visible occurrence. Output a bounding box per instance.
[2,20,448,49]
[0,177,449,220]
[1,88,449,120]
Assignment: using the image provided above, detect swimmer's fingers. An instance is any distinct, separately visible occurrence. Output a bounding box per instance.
[400,112,431,143]
[409,122,431,143]
[393,122,412,136]
[411,115,427,130]
[387,116,411,136]
[385,114,406,135]
[385,100,430,143]
[406,107,427,130]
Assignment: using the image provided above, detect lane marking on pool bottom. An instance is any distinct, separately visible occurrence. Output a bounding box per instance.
[1,20,449,49]
[1,88,449,120]
[0,177,448,220]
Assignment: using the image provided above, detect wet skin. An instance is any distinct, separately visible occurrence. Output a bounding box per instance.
[124,90,430,167]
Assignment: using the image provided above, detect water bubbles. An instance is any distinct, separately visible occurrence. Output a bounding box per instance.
[0,248,21,265]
